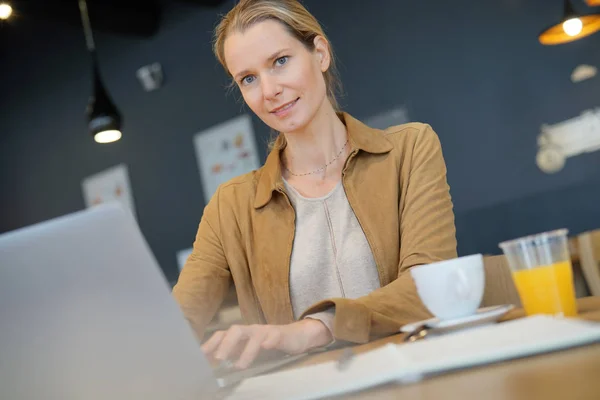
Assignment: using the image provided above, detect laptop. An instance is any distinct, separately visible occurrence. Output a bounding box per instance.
[0,204,234,400]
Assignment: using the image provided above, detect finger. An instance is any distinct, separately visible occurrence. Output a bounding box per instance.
[214,325,248,362]
[261,328,282,350]
[235,331,267,369]
[201,330,226,356]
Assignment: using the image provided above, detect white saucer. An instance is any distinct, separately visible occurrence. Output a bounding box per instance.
[400,304,515,333]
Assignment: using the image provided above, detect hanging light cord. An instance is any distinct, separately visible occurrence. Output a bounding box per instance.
[78,0,96,52]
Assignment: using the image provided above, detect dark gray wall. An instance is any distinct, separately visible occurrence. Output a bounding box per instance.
[1,0,599,282]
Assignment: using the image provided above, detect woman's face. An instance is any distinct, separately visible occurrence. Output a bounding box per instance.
[224,19,331,134]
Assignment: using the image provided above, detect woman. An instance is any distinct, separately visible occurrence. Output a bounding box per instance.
[173,0,456,370]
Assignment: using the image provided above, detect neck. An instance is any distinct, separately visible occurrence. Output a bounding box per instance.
[282,101,348,176]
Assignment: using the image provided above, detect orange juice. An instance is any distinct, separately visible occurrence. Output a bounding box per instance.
[511,261,578,317]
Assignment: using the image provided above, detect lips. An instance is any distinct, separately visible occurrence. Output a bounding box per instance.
[270,98,299,114]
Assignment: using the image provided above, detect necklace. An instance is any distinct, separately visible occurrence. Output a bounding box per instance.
[283,138,350,177]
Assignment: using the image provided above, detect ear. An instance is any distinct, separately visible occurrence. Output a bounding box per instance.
[313,35,331,73]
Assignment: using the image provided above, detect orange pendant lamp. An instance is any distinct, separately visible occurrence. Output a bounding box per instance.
[539,0,600,45]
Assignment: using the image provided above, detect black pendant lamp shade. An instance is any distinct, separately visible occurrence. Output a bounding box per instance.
[87,54,123,143]
[539,0,600,45]
[79,0,123,143]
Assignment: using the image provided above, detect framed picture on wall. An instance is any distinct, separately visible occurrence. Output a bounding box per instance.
[81,164,137,219]
[193,114,261,204]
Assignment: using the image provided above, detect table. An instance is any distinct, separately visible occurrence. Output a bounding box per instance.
[283,297,600,400]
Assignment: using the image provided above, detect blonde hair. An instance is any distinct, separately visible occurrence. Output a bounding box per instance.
[213,0,343,149]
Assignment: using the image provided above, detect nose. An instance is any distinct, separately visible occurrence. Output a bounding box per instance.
[260,75,282,101]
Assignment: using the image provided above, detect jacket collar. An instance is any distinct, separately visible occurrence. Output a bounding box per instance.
[253,112,393,209]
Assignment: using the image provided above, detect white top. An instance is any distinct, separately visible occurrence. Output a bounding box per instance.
[282,178,381,331]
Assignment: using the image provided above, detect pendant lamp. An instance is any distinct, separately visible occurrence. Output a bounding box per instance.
[539,0,600,45]
[0,2,12,20]
[78,0,122,143]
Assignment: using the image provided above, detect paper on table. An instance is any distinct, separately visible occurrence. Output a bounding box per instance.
[226,344,412,400]
[227,316,600,400]
[400,315,600,375]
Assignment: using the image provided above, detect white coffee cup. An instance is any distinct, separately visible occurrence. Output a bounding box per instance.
[410,254,485,320]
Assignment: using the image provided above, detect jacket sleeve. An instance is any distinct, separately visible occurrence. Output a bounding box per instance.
[300,124,457,343]
[172,186,231,341]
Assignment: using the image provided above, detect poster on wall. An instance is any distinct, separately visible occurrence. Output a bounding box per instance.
[81,164,137,218]
[364,106,410,130]
[176,247,193,272]
[193,114,261,203]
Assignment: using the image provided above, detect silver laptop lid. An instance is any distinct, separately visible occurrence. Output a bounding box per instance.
[0,204,217,400]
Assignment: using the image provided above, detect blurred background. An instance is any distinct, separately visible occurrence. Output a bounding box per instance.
[1,0,599,293]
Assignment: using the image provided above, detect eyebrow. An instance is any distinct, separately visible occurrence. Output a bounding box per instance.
[233,48,292,81]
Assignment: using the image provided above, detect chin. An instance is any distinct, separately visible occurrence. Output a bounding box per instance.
[275,119,306,133]
[268,108,314,134]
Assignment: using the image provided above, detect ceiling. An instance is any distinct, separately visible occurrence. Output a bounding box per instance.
[1,0,229,38]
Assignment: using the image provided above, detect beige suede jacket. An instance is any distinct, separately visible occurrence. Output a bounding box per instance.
[173,112,457,343]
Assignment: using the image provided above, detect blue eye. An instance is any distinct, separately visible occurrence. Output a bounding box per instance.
[241,75,256,85]
[275,56,289,66]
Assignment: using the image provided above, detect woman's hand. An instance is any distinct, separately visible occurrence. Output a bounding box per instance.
[201,319,333,369]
